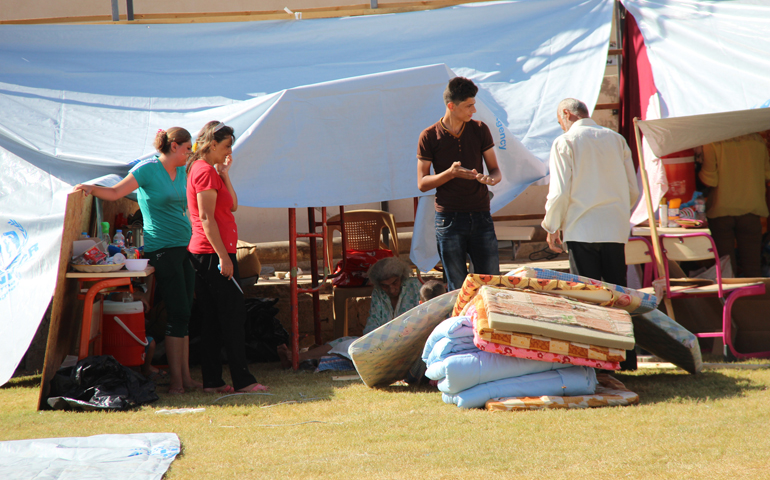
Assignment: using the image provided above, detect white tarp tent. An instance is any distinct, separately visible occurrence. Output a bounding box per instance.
[0,0,615,386]
[622,0,770,119]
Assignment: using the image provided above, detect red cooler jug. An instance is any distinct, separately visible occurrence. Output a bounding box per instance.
[102,300,147,366]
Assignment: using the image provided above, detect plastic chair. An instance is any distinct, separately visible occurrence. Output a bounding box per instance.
[658,232,768,359]
[325,210,399,272]
[325,210,399,338]
[625,236,657,288]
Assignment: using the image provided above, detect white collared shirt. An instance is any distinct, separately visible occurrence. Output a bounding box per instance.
[542,118,639,243]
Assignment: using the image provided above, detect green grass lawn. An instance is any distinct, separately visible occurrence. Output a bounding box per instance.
[2,360,770,479]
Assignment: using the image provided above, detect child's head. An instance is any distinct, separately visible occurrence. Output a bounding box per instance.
[419,280,446,303]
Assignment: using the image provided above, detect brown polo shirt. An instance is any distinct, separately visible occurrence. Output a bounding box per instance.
[417,119,495,212]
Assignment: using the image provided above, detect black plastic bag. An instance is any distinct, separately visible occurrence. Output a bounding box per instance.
[243,297,290,363]
[47,355,158,411]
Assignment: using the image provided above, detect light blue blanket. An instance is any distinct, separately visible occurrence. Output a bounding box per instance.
[442,366,598,409]
[422,316,475,365]
[426,350,573,395]
[423,336,478,366]
[424,316,574,395]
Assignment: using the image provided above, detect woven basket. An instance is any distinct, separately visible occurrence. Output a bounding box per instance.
[71,263,126,273]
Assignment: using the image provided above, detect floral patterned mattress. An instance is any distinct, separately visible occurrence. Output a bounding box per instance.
[479,285,635,350]
[453,273,617,317]
[507,267,658,315]
[485,374,639,411]
[468,297,624,369]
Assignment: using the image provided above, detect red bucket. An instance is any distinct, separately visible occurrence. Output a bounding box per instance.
[102,300,146,367]
[661,149,696,203]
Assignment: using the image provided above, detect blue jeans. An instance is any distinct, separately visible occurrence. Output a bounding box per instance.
[435,211,499,291]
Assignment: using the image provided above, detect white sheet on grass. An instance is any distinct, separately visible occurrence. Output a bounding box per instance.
[0,433,179,480]
[0,0,613,386]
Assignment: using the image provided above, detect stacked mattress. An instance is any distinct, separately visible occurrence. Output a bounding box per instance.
[351,269,698,409]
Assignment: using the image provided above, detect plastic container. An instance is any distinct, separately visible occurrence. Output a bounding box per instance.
[102,300,146,367]
[668,198,681,227]
[112,229,125,248]
[125,258,149,271]
[659,197,668,228]
[661,149,696,203]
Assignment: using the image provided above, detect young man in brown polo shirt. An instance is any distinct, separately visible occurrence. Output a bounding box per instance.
[417,77,502,291]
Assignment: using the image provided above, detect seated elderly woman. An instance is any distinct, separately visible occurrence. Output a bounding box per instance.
[277,256,423,368]
[362,256,422,335]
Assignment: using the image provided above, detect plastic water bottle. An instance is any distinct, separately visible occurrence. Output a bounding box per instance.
[100,222,112,247]
[112,229,126,249]
[658,197,668,228]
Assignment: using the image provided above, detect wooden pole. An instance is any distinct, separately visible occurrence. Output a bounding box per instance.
[633,117,675,319]
[38,192,85,409]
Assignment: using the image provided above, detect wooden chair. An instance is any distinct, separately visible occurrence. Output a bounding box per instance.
[658,232,768,359]
[325,210,399,338]
[625,236,657,288]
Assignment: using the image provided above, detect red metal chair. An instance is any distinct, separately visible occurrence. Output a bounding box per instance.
[659,232,768,359]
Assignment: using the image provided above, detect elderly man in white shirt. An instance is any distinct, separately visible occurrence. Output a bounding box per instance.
[542,98,639,287]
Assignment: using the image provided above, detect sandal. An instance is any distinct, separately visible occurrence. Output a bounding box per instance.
[203,384,235,394]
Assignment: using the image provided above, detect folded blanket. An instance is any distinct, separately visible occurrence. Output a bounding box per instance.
[426,350,572,395]
[315,355,356,372]
[422,316,476,366]
[442,365,597,409]
[424,336,479,366]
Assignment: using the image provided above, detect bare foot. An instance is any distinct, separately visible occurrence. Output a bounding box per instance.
[277,344,292,369]
[168,386,185,395]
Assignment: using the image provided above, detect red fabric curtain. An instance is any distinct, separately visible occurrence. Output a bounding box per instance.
[619,11,657,169]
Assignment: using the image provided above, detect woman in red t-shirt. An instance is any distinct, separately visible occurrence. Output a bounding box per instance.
[186,121,267,394]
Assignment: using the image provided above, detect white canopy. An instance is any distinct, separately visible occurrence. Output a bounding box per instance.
[0,0,614,386]
[622,0,770,118]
